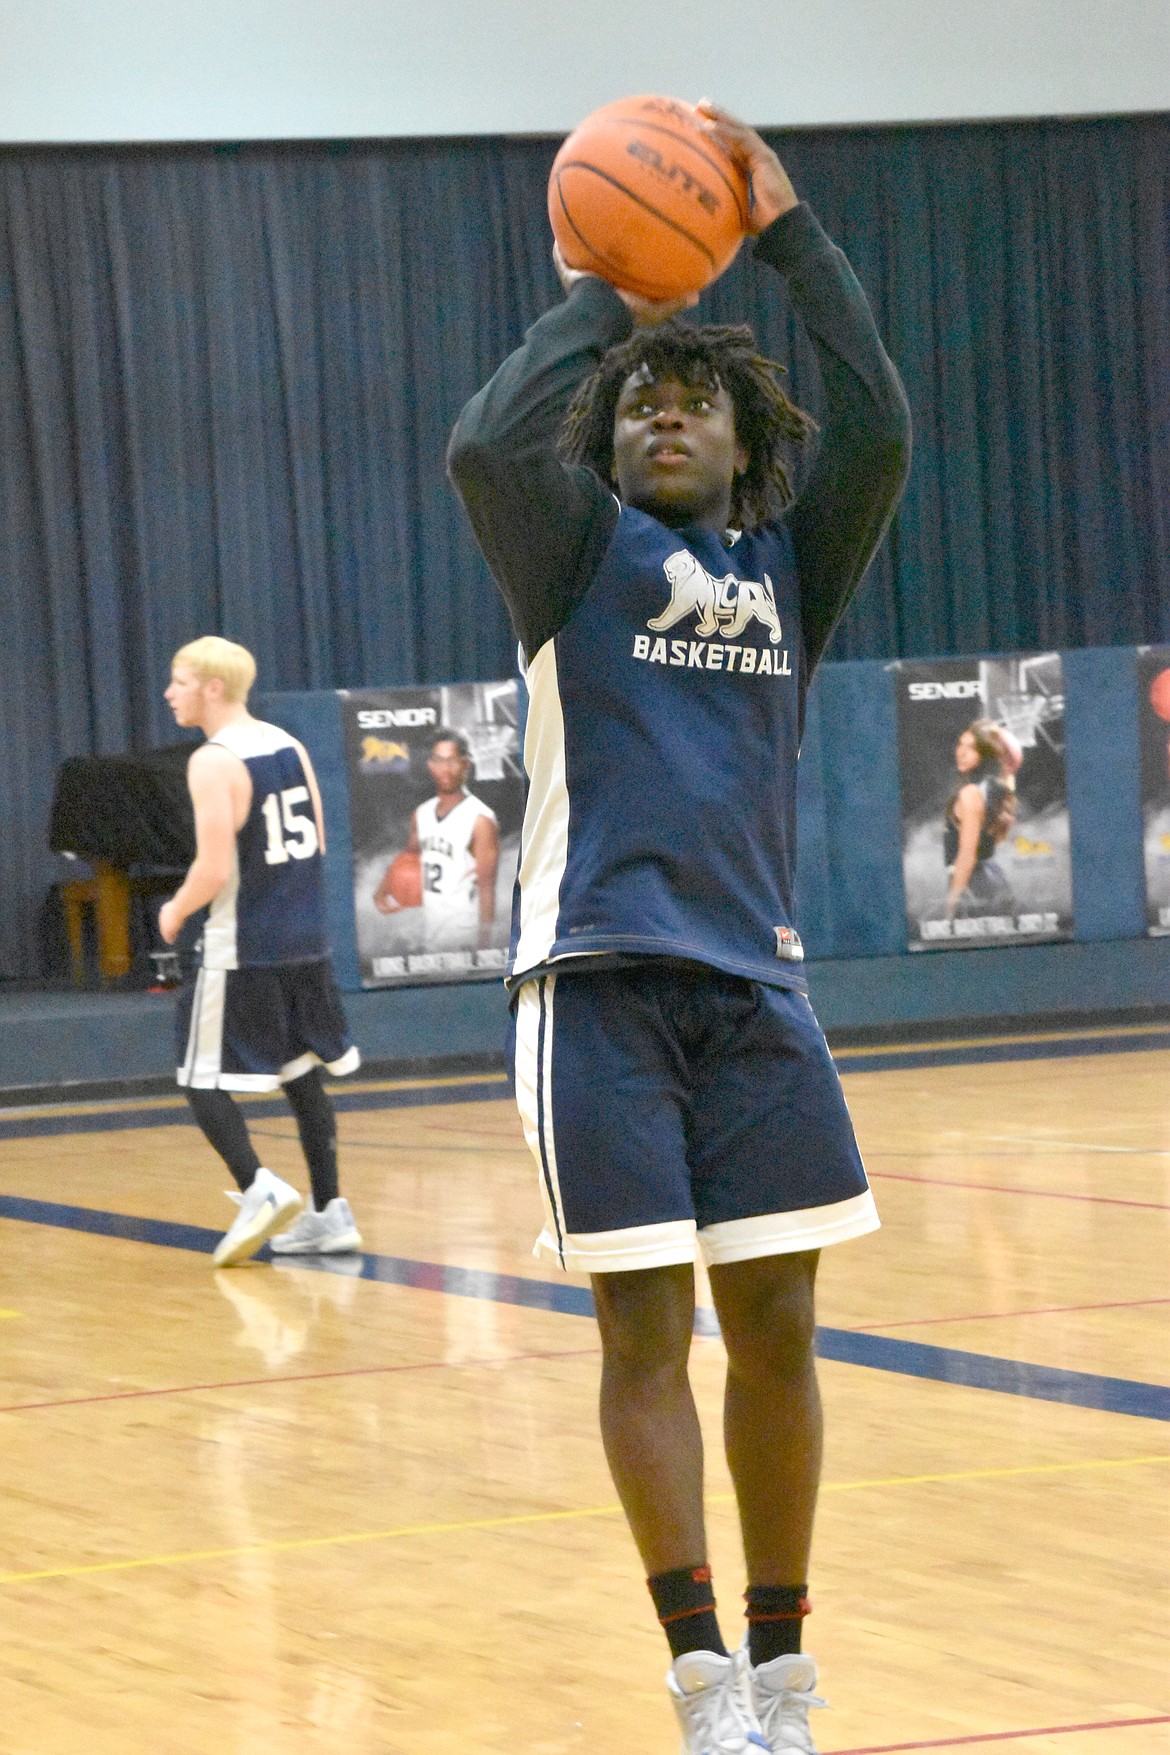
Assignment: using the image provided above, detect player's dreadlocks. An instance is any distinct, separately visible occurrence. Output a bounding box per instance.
[558,319,818,530]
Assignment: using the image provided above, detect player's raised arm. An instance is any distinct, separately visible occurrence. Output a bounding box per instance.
[754,203,911,669]
[447,273,630,658]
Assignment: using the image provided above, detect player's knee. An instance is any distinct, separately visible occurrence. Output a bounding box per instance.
[715,1259,817,1380]
[592,1269,694,1376]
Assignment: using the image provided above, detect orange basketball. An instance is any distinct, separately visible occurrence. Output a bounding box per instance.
[548,95,750,301]
[383,849,422,908]
[1150,668,1170,722]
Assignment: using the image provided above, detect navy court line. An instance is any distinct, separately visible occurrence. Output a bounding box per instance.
[0,1077,507,1142]
[813,1329,1170,1423]
[1,1193,1167,1423]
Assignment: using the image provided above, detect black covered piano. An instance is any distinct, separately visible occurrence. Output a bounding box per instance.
[48,743,198,982]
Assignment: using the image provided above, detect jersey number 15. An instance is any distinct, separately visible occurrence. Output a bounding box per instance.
[261,786,320,864]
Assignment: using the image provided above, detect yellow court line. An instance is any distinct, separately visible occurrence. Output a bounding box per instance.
[7,1022,1168,1119]
[816,1453,1170,1492]
[342,1072,509,1096]
[4,1453,1167,1588]
[835,1021,1170,1060]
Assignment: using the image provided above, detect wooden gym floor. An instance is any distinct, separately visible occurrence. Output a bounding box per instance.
[0,1024,1167,1753]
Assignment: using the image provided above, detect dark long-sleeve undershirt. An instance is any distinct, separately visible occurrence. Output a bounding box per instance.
[448,203,911,671]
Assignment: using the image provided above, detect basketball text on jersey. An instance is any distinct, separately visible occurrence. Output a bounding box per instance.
[632,634,792,675]
[632,551,793,674]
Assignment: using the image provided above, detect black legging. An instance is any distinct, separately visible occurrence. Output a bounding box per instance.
[185,1066,340,1208]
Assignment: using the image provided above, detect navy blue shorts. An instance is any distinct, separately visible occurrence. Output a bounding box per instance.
[512,962,878,1274]
[176,959,360,1091]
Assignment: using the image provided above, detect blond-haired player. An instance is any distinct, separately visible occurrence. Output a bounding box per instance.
[161,637,363,1266]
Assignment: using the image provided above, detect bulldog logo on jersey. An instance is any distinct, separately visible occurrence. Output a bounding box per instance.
[649,551,783,643]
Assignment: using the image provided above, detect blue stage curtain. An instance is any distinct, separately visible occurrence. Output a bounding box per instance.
[1,116,1169,977]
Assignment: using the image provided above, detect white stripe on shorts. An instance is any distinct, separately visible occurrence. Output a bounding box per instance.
[534,1216,699,1276]
[513,977,572,1268]
[177,966,227,1089]
[280,1045,362,1084]
[699,1189,880,1266]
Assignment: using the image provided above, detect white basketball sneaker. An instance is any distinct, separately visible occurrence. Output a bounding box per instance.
[667,1649,770,1753]
[270,1197,363,1255]
[212,1168,302,1268]
[746,1651,826,1754]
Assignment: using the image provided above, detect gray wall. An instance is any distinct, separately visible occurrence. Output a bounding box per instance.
[1,0,1168,143]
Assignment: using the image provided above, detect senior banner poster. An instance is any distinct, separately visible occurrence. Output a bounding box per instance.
[1136,646,1170,935]
[893,653,1073,951]
[343,681,523,987]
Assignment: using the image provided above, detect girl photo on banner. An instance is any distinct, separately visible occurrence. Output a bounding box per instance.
[342,680,523,987]
[893,653,1073,951]
[1135,646,1170,935]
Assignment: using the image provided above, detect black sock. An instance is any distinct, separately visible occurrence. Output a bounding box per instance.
[648,1565,727,1660]
[185,1088,262,1192]
[283,1068,340,1209]
[745,1584,810,1664]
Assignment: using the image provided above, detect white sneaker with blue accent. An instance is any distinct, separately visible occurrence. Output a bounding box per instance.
[212,1168,303,1268]
[746,1651,826,1754]
[667,1649,770,1754]
[270,1197,363,1255]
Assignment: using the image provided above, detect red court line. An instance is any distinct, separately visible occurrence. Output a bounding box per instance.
[832,1711,1170,1751]
[849,1295,1170,1333]
[0,1344,603,1416]
[867,1169,1170,1211]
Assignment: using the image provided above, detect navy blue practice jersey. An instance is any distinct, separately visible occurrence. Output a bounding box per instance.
[200,719,329,969]
[514,507,808,989]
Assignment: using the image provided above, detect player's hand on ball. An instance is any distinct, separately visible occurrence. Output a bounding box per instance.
[615,284,700,327]
[694,99,799,234]
[158,900,181,945]
[553,241,698,326]
[552,240,592,296]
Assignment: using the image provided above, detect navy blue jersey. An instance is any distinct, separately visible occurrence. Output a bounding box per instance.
[515,507,809,988]
[201,719,329,969]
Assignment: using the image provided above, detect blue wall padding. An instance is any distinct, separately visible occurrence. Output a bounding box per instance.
[256,649,1160,998]
[806,937,1170,1029]
[257,691,361,989]
[792,683,831,953]
[801,660,907,958]
[798,646,1149,962]
[1062,648,1145,940]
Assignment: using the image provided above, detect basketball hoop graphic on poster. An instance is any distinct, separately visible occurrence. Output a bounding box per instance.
[981,652,1066,754]
[993,691,1048,750]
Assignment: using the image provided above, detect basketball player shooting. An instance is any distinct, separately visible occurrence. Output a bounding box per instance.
[160,637,364,1267]
[448,101,910,1754]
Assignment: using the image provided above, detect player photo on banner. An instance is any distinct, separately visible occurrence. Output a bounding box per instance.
[343,680,523,987]
[1135,646,1170,935]
[893,652,1073,951]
